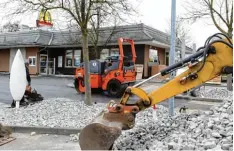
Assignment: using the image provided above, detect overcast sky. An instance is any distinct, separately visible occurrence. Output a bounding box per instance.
[136,0,220,47]
[0,0,220,47]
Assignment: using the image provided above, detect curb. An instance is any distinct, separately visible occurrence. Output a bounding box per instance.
[174,96,223,102]
[147,81,227,87]
[7,125,81,135]
[37,75,74,79]
[0,73,74,79]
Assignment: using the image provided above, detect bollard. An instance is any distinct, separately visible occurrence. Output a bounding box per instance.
[152,105,157,120]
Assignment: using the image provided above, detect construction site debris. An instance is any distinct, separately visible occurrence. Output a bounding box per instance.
[197,87,232,99]
[113,94,233,150]
[0,98,104,129]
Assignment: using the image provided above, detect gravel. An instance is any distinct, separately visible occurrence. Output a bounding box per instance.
[0,98,105,128]
[113,89,233,150]
[0,86,232,150]
[197,87,232,99]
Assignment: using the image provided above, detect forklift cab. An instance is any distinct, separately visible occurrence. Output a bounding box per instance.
[104,54,134,74]
[104,55,120,74]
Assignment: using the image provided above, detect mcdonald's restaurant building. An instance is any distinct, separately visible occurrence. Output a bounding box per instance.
[0,23,192,78]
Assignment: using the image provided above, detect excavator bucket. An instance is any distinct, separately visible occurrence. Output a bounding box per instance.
[79,102,137,150]
[79,122,122,150]
[79,111,122,150]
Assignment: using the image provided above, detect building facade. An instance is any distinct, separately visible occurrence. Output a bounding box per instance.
[0,24,192,78]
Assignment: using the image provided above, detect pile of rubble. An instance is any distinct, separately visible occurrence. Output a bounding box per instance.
[113,98,233,150]
[0,98,104,128]
[197,87,232,99]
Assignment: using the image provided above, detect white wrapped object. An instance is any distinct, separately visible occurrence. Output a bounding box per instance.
[9,49,27,102]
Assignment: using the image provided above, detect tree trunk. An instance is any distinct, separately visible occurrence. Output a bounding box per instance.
[228,27,233,38]
[81,32,92,105]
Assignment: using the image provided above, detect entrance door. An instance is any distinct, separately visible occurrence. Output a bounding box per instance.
[40,54,48,74]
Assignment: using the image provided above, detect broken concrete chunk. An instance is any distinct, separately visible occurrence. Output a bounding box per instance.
[167,142,176,150]
[203,141,216,150]
[219,130,227,137]
[212,132,222,138]
[226,131,233,137]
[212,145,223,151]
[221,143,232,150]
[207,122,214,129]
[221,113,229,119]
[182,144,195,150]
[226,127,233,133]
[30,132,36,136]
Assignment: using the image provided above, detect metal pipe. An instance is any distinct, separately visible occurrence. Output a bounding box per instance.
[133,73,161,88]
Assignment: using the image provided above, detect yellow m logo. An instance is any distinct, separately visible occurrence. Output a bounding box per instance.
[38,9,52,24]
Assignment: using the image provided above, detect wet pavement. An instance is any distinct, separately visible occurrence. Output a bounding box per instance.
[0,133,80,150]
[0,75,221,111]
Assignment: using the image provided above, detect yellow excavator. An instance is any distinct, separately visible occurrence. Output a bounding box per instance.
[79,33,233,150]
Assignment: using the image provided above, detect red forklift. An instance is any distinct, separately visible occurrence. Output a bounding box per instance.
[74,38,137,97]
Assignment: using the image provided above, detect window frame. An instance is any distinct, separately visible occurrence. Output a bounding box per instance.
[149,49,158,62]
[28,56,36,67]
[73,49,81,67]
[65,50,73,68]
[65,49,81,68]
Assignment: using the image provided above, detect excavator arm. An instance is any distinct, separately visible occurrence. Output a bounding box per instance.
[79,33,233,150]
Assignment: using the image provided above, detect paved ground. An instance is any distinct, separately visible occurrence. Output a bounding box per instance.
[0,75,221,111]
[0,75,110,104]
[0,76,224,149]
[0,133,80,150]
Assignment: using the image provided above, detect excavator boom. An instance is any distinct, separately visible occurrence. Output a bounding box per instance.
[79,33,233,150]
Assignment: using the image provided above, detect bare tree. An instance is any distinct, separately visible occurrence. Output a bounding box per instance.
[89,15,120,59]
[165,16,193,47]
[2,0,138,105]
[181,0,233,38]
[1,21,20,32]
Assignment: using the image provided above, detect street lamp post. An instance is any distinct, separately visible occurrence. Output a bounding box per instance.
[169,0,176,116]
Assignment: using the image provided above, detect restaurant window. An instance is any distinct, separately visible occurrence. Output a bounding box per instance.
[74,50,81,67]
[65,49,81,67]
[65,50,73,67]
[149,49,158,63]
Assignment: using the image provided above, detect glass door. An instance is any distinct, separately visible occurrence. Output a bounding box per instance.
[40,54,48,74]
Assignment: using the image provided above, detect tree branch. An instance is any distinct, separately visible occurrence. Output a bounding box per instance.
[210,0,227,34]
[212,5,229,26]
[225,0,229,24]
[73,0,82,23]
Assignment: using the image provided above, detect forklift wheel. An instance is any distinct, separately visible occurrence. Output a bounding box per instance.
[74,78,79,92]
[107,80,122,97]
[74,78,84,93]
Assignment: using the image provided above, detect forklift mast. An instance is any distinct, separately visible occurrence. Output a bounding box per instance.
[117,38,137,71]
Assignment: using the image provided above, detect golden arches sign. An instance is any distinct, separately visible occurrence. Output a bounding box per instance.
[37,9,53,26]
